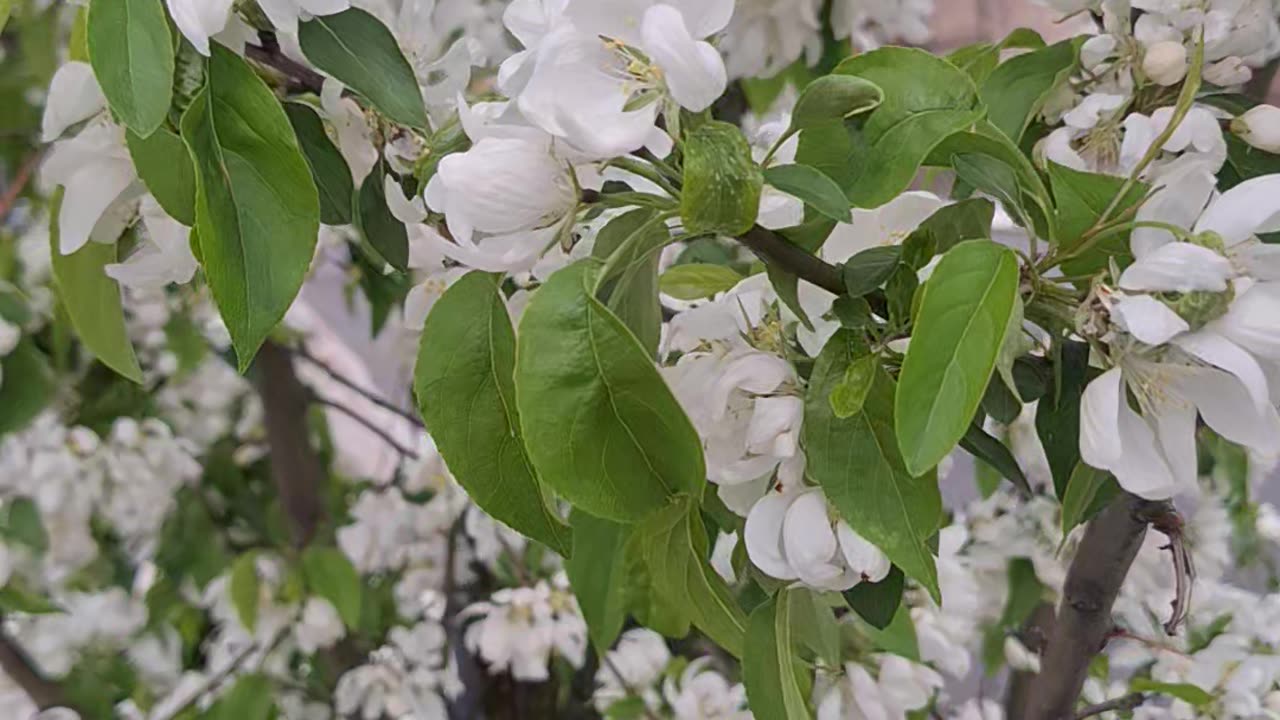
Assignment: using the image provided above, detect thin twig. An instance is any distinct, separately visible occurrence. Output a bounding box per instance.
[0,148,46,223]
[311,395,420,460]
[1075,692,1147,719]
[245,35,325,94]
[151,626,290,720]
[295,345,425,429]
[602,654,662,720]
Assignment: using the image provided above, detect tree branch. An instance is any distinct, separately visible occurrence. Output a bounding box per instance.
[252,341,328,549]
[294,345,425,429]
[1025,494,1170,720]
[245,34,325,95]
[0,619,72,711]
[738,226,846,295]
[1075,692,1147,719]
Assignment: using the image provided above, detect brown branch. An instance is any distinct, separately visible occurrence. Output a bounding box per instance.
[245,34,325,95]
[1024,494,1171,720]
[739,226,846,295]
[252,341,328,548]
[0,149,46,223]
[1004,602,1057,718]
[0,619,72,711]
[310,395,420,460]
[1074,692,1147,719]
[294,345,425,429]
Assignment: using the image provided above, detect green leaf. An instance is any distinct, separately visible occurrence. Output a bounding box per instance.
[980,38,1081,144]
[0,0,12,34]
[0,340,55,437]
[624,530,691,638]
[1130,679,1214,708]
[415,272,571,554]
[1060,463,1120,536]
[0,498,48,553]
[1036,340,1091,497]
[842,245,902,296]
[301,547,362,630]
[638,497,748,656]
[1048,162,1148,273]
[960,422,1031,496]
[791,588,841,669]
[927,125,1054,240]
[953,152,1035,230]
[181,45,320,371]
[763,164,852,223]
[284,102,354,226]
[659,263,742,300]
[516,261,705,522]
[805,332,943,601]
[566,510,631,652]
[901,198,996,269]
[48,190,143,383]
[356,161,409,271]
[843,565,904,630]
[206,675,275,720]
[828,48,984,207]
[0,579,61,614]
[594,210,670,358]
[896,240,1020,477]
[126,127,196,226]
[298,8,429,129]
[87,0,174,136]
[790,74,883,130]
[860,596,919,661]
[680,121,763,236]
[829,354,877,419]
[744,591,813,720]
[229,552,259,632]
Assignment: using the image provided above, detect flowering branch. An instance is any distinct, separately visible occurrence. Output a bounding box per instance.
[738,226,846,295]
[1025,495,1171,720]
[0,619,73,712]
[1074,692,1147,719]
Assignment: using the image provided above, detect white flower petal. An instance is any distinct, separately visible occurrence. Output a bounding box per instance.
[1151,396,1198,496]
[1080,367,1125,470]
[41,63,106,142]
[1180,368,1280,455]
[1212,282,1280,360]
[1195,174,1280,246]
[165,0,235,55]
[1112,398,1178,499]
[1118,242,1233,293]
[1111,294,1190,345]
[744,491,799,580]
[642,6,727,112]
[836,521,891,584]
[1173,330,1272,412]
[1131,163,1214,258]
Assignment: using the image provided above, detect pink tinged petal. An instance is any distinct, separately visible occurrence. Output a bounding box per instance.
[1080,368,1125,470]
[41,63,106,142]
[1112,295,1190,345]
[1118,242,1233,293]
[1212,282,1280,360]
[744,492,799,580]
[1179,369,1280,455]
[1173,330,1272,412]
[642,6,727,112]
[1113,399,1179,500]
[1194,174,1280,246]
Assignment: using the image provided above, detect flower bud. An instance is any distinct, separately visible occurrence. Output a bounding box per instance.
[1232,105,1280,154]
[1143,41,1188,86]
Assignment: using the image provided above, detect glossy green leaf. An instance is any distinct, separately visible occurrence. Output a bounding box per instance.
[566,510,631,652]
[897,240,1020,477]
[790,74,883,130]
[860,596,920,660]
[960,422,1031,496]
[206,675,275,720]
[829,354,877,419]
[126,127,196,226]
[953,152,1035,229]
[927,125,1054,239]
[1060,463,1121,536]
[843,565,905,630]
[680,121,763,236]
[744,590,813,720]
[298,8,429,129]
[638,496,747,656]
[415,272,571,553]
[0,0,12,33]
[842,245,902,296]
[516,261,705,522]
[87,0,174,135]
[806,332,943,601]
[181,45,320,371]
[229,552,259,632]
[1048,162,1148,273]
[659,263,742,300]
[594,209,670,358]
[0,341,55,437]
[791,588,840,669]
[302,546,363,630]
[828,48,984,207]
[1130,679,1214,708]
[1036,340,1091,497]
[48,190,143,383]
[356,161,409,271]
[284,102,354,226]
[763,164,852,223]
[980,38,1081,143]
[624,529,691,638]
